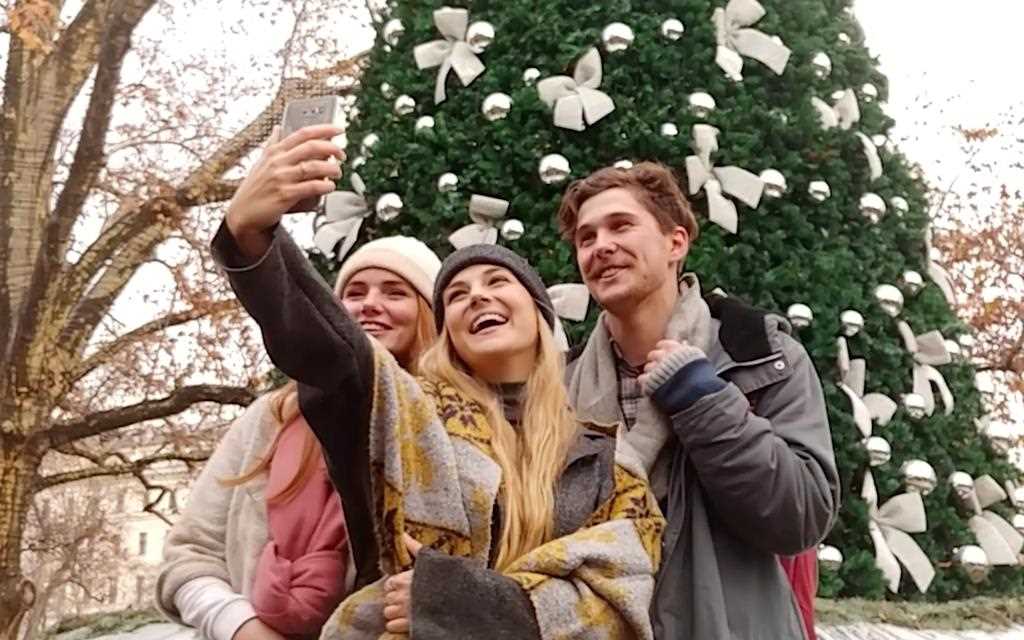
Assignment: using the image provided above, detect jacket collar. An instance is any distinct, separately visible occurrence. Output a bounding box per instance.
[568,275,794,426]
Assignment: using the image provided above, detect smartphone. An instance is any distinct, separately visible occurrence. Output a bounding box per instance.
[281,96,345,212]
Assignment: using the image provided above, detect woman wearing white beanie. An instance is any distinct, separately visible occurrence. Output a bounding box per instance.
[332,235,442,372]
[158,234,440,640]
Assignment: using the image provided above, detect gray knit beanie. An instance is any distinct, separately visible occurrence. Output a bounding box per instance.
[433,244,555,331]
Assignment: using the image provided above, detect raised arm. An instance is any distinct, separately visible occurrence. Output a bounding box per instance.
[210,124,383,587]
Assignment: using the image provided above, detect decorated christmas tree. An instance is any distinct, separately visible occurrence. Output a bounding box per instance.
[309,0,1024,599]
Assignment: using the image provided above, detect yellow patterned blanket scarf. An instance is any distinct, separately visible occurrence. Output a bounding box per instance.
[322,346,664,640]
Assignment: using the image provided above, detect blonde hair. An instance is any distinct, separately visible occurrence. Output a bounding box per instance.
[224,294,437,499]
[418,308,578,570]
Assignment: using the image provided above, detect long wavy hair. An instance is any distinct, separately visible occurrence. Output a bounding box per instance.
[418,307,578,570]
[223,295,437,502]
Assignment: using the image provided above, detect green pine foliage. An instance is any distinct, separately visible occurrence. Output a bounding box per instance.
[312,0,1024,599]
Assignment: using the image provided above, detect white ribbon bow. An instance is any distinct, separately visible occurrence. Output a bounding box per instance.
[712,0,791,81]
[685,124,765,234]
[812,89,860,131]
[862,471,936,593]
[413,8,486,104]
[448,194,510,249]
[313,173,369,261]
[536,48,615,131]
[897,321,954,416]
[811,91,883,181]
[836,338,898,438]
[547,284,590,352]
[954,475,1024,566]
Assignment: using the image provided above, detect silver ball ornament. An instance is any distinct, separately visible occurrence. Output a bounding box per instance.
[861,83,879,103]
[688,92,716,119]
[380,82,395,99]
[808,180,832,202]
[838,32,852,45]
[375,192,403,222]
[872,134,889,148]
[382,19,405,47]
[901,270,924,296]
[818,544,844,572]
[539,154,571,185]
[523,68,541,86]
[949,471,975,493]
[602,22,635,53]
[393,94,416,116]
[955,545,991,583]
[902,393,927,420]
[902,459,938,495]
[660,18,685,41]
[660,122,679,138]
[482,92,513,121]
[874,284,904,317]
[500,219,525,241]
[466,21,495,54]
[436,172,459,193]
[760,169,787,198]
[787,304,813,329]
[360,133,380,156]
[865,436,892,467]
[840,310,864,337]
[890,196,910,216]
[811,52,833,79]
[415,116,435,132]
[860,193,887,223]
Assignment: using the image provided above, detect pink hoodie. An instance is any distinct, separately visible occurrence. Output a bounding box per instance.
[251,416,349,637]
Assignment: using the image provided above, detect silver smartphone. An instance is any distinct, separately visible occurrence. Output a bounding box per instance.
[281,96,345,212]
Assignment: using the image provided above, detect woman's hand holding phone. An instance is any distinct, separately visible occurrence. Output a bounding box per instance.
[225,124,344,258]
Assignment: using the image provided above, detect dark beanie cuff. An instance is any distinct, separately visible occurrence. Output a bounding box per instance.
[433,245,555,331]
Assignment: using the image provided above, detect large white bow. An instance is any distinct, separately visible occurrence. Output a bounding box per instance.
[812,90,882,181]
[897,321,954,416]
[448,194,510,250]
[536,48,615,131]
[413,8,486,104]
[812,89,860,130]
[862,471,936,593]
[954,475,1024,566]
[547,284,590,352]
[684,124,764,234]
[836,338,898,438]
[712,0,791,81]
[313,173,370,261]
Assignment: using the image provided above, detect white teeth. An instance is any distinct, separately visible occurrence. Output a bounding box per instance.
[471,312,507,334]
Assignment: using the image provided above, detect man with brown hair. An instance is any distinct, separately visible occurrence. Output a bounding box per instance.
[559,162,839,640]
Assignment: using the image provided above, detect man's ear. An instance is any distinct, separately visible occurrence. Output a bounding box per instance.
[668,225,689,268]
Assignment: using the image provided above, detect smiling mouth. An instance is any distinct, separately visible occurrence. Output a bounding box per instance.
[470,312,508,335]
[595,266,625,282]
[360,321,392,333]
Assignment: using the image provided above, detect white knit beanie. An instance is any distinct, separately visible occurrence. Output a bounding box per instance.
[333,236,442,303]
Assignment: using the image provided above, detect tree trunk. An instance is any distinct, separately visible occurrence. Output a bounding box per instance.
[0,436,45,640]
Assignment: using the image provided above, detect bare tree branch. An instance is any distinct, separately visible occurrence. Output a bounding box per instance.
[47,384,257,447]
[36,451,210,490]
[70,298,242,384]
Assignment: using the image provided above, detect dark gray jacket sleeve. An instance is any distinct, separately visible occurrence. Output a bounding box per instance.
[411,549,540,640]
[210,221,382,587]
[670,338,839,555]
